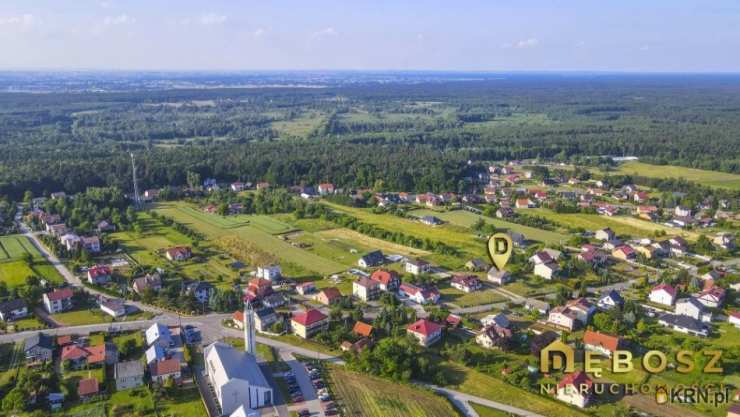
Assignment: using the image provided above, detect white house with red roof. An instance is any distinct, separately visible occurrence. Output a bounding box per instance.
[398,283,439,305]
[695,286,725,308]
[317,183,335,195]
[649,284,677,306]
[43,288,74,314]
[87,265,112,285]
[290,309,329,339]
[165,246,192,261]
[556,371,593,408]
[406,319,443,347]
[370,269,400,291]
[612,245,636,260]
[728,311,740,329]
[583,330,622,358]
[515,198,534,208]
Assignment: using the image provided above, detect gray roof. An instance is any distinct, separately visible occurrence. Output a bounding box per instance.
[255,307,276,319]
[0,298,26,314]
[659,313,707,333]
[25,332,54,351]
[115,360,144,379]
[360,250,384,265]
[206,342,269,389]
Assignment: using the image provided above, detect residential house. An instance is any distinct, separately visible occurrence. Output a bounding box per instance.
[577,250,607,266]
[658,313,708,337]
[649,284,677,306]
[100,298,126,318]
[246,278,273,299]
[595,228,616,241]
[465,258,488,272]
[150,358,181,384]
[115,360,144,390]
[256,181,270,190]
[566,298,596,325]
[668,237,689,256]
[24,333,54,363]
[80,236,101,253]
[165,246,192,261]
[481,313,510,329]
[405,258,431,275]
[146,323,173,348]
[634,245,659,259]
[353,321,374,338]
[143,189,160,200]
[0,299,28,321]
[87,265,112,285]
[583,331,622,357]
[526,299,550,315]
[398,283,439,305]
[50,191,66,200]
[476,325,513,350]
[419,215,443,226]
[406,319,443,347]
[78,378,99,401]
[450,274,482,293]
[316,287,342,305]
[612,245,636,261]
[713,233,735,250]
[675,298,712,322]
[132,273,162,295]
[534,262,560,280]
[61,344,106,369]
[262,293,286,309]
[548,306,579,331]
[61,233,81,251]
[230,182,246,192]
[358,250,385,268]
[496,207,514,218]
[370,269,400,291]
[728,311,740,329]
[46,223,67,237]
[295,281,316,295]
[675,206,692,217]
[291,309,329,339]
[185,281,214,304]
[597,290,624,310]
[317,183,335,195]
[487,267,512,285]
[556,371,593,408]
[352,277,380,301]
[515,198,534,209]
[696,286,725,308]
[145,345,166,365]
[97,220,115,233]
[233,307,279,333]
[256,265,282,281]
[633,191,649,203]
[43,288,74,314]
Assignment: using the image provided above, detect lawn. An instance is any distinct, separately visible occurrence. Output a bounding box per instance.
[0,260,36,287]
[410,208,567,245]
[112,331,145,359]
[439,286,508,308]
[52,309,153,326]
[156,386,209,417]
[0,235,34,259]
[615,161,740,190]
[471,404,515,417]
[328,366,460,417]
[11,315,47,331]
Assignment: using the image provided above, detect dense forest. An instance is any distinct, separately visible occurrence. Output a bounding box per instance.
[1,73,739,198]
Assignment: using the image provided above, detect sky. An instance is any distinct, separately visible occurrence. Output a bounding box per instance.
[0,0,739,72]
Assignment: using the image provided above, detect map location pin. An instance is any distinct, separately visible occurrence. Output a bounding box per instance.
[488,233,513,271]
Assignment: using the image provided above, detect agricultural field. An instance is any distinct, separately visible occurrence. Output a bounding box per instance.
[328,366,460,417]
[614,161,740,190]
[271,110,325,137]
[411,209,567,245]
[0,234,63,288]
[154,201,346,275]
[526,208,698,240]
[315,228,430,257]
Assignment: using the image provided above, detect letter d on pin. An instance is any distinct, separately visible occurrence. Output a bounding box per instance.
[488,233,513,271]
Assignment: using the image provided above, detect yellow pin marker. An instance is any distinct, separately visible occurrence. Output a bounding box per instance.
[488,233,513,271]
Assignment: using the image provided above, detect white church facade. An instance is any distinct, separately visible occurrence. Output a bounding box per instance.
[204,303,273,415]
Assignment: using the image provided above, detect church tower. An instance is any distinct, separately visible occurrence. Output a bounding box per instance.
[244,301,256,355]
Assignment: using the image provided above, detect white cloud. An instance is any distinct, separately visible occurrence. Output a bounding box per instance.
[199,13,227,26]
[639,44,649,51]
[502,38,540,49]
[103,14,135,25]
[313,27,337,38]
[253,28,265,37]
[0,14,37,27]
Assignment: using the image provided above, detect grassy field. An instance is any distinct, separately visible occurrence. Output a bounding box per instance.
[323,202,488,259]
[615,161,740,190]
[411,209,567,245]
[471,404,514,417]
[0,258,64,288]
[328,366,460,417]
[316,228,430,257]
[110,210,241,286]
[439,286,508,307]
[526,208,698,240]
[51,309,153,326]
[155,202,347,275]
[442,363,590,417]
[271,110,325,137]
